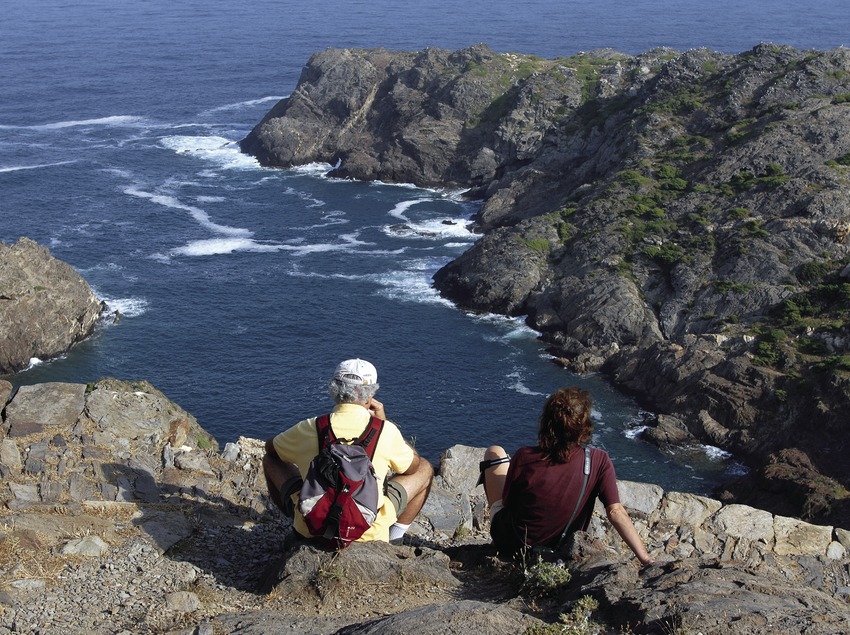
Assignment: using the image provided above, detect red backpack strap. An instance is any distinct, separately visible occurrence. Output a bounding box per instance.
[356,416,384,460]
[315,414,336,452]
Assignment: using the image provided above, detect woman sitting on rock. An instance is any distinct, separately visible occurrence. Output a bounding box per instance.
[481,386,654,565]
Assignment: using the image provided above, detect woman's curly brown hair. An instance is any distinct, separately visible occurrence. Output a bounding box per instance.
[538,387,592,462]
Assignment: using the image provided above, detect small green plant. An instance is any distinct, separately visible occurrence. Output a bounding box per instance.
[519,237,552,254]
[316,552,347,585]
[713,279,751,294]
[728,206,751,220]
[643,243,688,268]
[618,169,653,188]
[524,596,602,635]
[752,328,788,368]
[742,219,770,238]
[521,557,572,598]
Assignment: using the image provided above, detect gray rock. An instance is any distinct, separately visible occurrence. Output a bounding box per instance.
[0,439,22,470]
[136,509,194,553]
[573,557,850,635]
[421,484,468,537]
[0,379,12,408]
[0,238,103,375]
[221,442,241,461]
[6,383,87,434]
[8,482,39,502]
[165,591,201,613]
[60,535,110,557]
[337,600,543,634]
[174,451,214,476]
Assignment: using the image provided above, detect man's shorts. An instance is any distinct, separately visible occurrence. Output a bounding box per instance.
[384,479,408,517]
[279,475,304,518]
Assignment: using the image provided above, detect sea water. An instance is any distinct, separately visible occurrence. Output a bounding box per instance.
[2,0,847,494]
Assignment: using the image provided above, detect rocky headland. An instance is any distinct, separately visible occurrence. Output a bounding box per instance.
[0,238,105,375]
[240,43,850,527]
[2,379,850,634]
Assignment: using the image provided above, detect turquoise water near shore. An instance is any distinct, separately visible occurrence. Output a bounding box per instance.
[2,0,847,493]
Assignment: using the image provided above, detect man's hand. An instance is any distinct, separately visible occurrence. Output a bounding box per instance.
[367,397,386,420]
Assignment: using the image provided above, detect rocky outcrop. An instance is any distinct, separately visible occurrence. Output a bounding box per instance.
[0,238,104,375]
[241,44,850,525]
[1,381,849,633]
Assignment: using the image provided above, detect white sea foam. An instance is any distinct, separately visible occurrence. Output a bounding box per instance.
[289,162,335,177]
[103,296,149,318]
[26,358,44,369]
[200,96,287,116]
[388,198,430,220]
[123,186,252,237]
[476,314,540,341]
[159,135,260,170]
[170,238,285,257]
[0,116,150,131]
[0,160,77,173]
[701,444,733,461]
[506,371,545,396]
[196,196,226,203]
[623,425,649,439]
[369,257,455,306]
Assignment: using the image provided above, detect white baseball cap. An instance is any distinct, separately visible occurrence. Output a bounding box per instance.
[333,358,378,386]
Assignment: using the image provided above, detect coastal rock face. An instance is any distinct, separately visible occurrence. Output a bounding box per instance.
[242,44,850,525]
[0,237,104,374]
[2,384,849,634]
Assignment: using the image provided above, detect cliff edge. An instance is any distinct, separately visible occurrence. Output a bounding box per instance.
[1,380,849,633]
[241,43,850,527]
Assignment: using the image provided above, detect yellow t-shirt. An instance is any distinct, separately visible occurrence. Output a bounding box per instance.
[272,402,415,542]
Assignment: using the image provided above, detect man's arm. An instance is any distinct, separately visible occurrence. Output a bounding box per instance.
[263,436,301,513]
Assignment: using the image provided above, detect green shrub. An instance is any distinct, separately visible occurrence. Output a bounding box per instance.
[618,169,653,188]
[714,279,751,294]
[521,558,572,598]
[742,219,770,238]
[797,260,833,283]
[643,243,687,267]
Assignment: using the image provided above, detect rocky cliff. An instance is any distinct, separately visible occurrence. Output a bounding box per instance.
[1,380,849,633]
[241,44,850,526]
[0,238,104,375]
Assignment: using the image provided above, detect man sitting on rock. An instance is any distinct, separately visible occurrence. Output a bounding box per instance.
[263,358,433,544]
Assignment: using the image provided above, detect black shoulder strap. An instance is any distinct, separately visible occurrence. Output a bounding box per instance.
[555,446,592,549]
[356,416,385,460]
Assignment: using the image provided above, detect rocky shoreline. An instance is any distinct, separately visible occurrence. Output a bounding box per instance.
[240,43,850,526]
[2,379,850,633]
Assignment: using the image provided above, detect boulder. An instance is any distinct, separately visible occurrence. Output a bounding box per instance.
[0,238,104,374]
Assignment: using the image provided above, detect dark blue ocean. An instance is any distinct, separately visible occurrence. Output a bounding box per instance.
[2,0,846,494]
